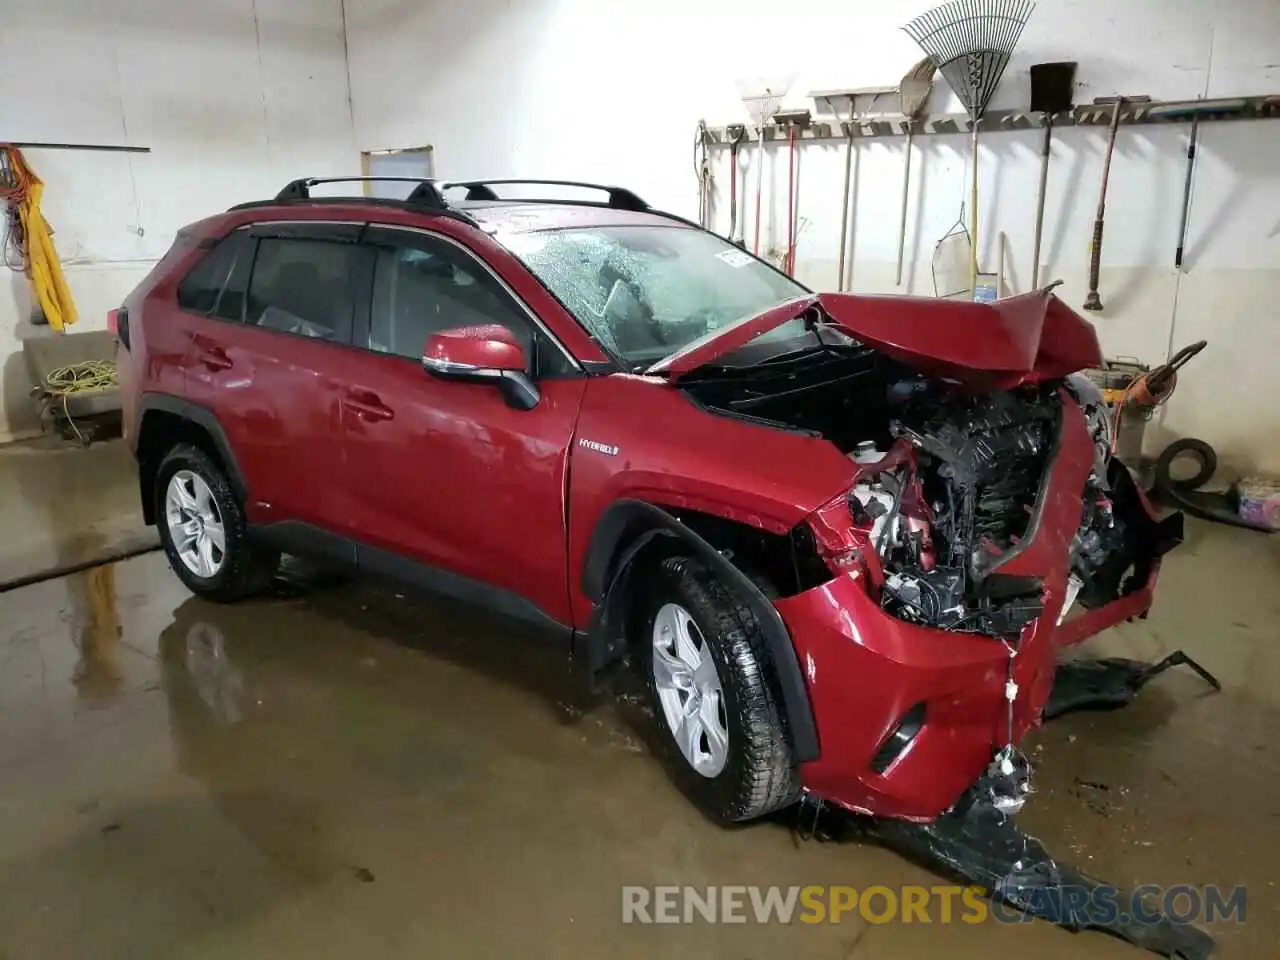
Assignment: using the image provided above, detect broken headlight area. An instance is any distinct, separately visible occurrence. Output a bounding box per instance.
[1069,468,1133,608]
[811,381,1163,640]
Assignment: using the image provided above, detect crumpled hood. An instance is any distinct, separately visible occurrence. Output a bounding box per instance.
[648,289,1103,388]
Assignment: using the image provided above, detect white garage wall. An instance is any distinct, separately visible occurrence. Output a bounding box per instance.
[345,0,1280,475]
[0,0,356,440]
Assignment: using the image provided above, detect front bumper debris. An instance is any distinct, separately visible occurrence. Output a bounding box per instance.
[865,793,1215,960]
[805,652,1222,959]
[1044,651,1221,720]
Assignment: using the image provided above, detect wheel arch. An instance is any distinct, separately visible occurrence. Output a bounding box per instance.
[136,395,246,525]
[579,499,820,763]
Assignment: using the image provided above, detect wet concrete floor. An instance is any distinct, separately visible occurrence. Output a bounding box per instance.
[0,438,156,588]
[0,465,1276,957]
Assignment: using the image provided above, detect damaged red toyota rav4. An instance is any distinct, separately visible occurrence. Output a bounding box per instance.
[116,178,1217,957]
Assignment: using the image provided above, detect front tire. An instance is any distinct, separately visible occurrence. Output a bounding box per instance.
[155,444,277,602]
[635,554,801,823]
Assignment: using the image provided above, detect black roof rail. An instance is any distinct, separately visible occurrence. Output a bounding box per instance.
[274,176,447,208]
[440,179,650,212]
[231,175,690,229]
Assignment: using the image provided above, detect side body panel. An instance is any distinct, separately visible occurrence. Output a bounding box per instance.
[335,217,588,626]
[339,351,586,625]
[181,318,357,530]
[121,240,209,448]
[157,222,370,532]
[565,374,858,627]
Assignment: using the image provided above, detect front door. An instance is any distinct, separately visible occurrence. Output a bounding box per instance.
[177,223,369,543]
[339,225,585,627]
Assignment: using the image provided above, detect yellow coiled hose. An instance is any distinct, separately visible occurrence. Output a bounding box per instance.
[43,359,117,444]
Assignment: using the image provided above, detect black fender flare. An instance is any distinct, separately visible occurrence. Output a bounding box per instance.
[137,394,248,518]
[580,499,819,763]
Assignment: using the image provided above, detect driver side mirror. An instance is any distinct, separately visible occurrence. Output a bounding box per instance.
[422,324,540,411]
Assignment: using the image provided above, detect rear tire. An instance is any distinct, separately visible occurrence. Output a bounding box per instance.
[634,554,801,823]
[155,444,277,602]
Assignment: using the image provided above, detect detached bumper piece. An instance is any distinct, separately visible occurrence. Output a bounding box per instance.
[866,793,1216,960]
[1044,652,1221,720]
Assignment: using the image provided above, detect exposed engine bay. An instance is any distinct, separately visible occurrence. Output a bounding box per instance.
[681,336,1136,639]
[872,388,1061,638]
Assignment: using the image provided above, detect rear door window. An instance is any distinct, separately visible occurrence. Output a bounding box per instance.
[245,238,360,344]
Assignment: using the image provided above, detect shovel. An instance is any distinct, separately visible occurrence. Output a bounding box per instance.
[895,57,937,286]
[1028,62,1076,289]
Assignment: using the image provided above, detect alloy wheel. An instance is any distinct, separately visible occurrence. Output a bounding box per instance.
[165,470,226,579]
[651,602,730,778]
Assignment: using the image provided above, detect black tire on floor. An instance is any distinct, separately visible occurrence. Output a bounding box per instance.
[634,554,801,823]
[155,443,278,603]
[1154,437,1217,492]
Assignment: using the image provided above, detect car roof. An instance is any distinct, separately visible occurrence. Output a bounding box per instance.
[454,201,692,234]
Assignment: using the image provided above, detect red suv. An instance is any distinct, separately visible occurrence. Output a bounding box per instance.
[117,177,1182,826]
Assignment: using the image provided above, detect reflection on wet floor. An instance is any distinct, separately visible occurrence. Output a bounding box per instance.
[0,439,158,589]
[71,556,125,704]
[0,519,1275,958]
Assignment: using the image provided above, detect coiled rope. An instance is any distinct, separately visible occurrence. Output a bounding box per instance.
[42,359,117,445]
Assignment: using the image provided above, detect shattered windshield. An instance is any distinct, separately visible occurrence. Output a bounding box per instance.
[498,225,808,367]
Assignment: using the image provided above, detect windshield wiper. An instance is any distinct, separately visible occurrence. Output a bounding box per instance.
[755,337,859,366]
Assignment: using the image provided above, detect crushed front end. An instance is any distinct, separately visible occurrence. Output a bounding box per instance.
[773,380,1183,821]
[672,291,1212,957]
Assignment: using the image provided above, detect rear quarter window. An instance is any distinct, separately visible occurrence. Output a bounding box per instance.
[176,230,254,321]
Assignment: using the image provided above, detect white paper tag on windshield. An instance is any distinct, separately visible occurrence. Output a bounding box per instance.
[716,249,753,268]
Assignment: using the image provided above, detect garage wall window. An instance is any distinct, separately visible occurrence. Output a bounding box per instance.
[245,239,359,343]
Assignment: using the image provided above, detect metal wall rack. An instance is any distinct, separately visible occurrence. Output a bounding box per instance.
[702,94,1280,144]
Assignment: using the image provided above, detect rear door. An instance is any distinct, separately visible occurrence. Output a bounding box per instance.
[338,225,586,626]
[177,221,370,546]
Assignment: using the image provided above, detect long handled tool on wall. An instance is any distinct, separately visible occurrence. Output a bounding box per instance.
[895,58,937,286]
[1082,95,1149,310]
[726,124,746,244]
[775,109,811,276]
[1172,111,1200,272]
[813,86,895,291]
[904,0,1035,297]
[835,99,858,290]
[1145,98,1247,270]
[1028,61,1076,289]
[694,120,713,229]
[739,80,790,257]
